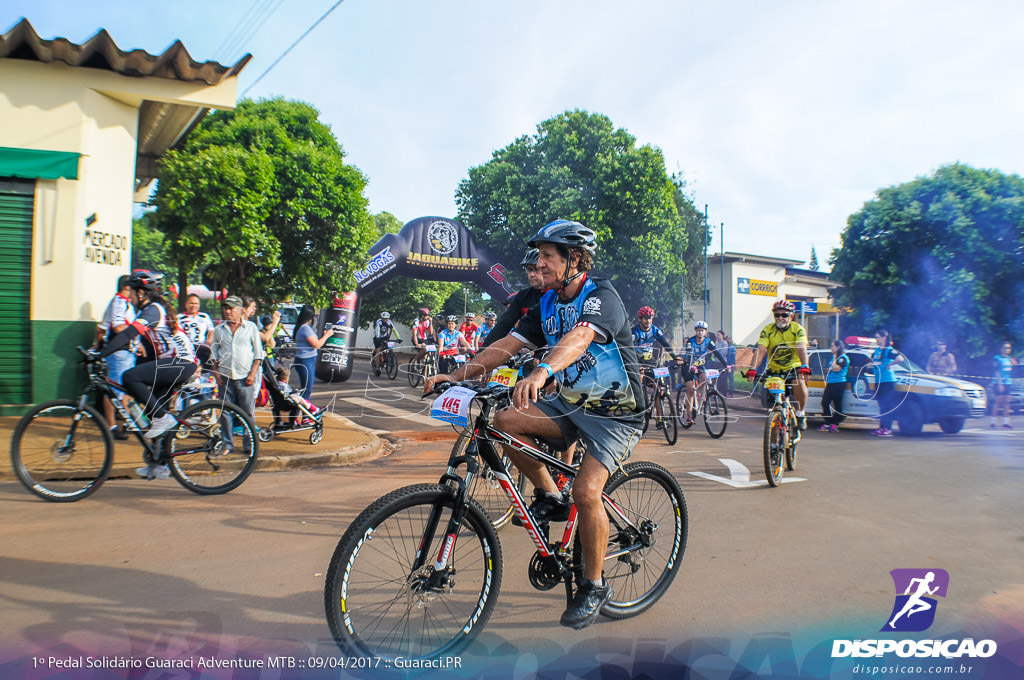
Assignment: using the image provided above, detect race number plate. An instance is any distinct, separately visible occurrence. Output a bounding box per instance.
[425,344,437,352]
[653,366,670,379]
[387,341,396,349]
[430,386,476,426]
[454,354,468,364]
[766,376,785,394]
[705,368,720,379]
[488,367,519,388]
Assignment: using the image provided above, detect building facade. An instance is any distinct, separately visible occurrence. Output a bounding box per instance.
[0,19,248,412]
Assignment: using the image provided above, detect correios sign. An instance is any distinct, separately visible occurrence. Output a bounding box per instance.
[316,217,515,382]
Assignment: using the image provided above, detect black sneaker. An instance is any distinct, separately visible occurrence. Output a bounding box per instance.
[512,489,570,526]
[560,580,613,630]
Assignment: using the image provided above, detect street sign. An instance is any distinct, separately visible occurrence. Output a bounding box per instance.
[796,301,818,314]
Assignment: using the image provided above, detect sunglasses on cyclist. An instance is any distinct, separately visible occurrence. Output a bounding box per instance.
[774,313,791,318]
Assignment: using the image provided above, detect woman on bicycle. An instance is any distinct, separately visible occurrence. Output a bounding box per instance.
[96,271,198,474]
[680,320,729,426]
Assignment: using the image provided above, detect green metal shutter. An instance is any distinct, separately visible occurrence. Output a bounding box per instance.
[0,187,33,405]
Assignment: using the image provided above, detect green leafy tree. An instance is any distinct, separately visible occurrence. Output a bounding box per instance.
[131,212,170,275]
[152,98,377,309]
[830,163,1024,360]
[358,212,462,326]
[455,109,698,335]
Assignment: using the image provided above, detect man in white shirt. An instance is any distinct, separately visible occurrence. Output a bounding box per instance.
[95,274,136,439]
[211,296,264,452]
[177,293,215,346]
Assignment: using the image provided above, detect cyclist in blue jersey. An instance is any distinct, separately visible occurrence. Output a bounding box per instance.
[437,315,473,374]
[680,320,729,425]
[632,306,680,427]
[427,219,644,630]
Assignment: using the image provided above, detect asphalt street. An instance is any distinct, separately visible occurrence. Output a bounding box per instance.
[2,357,1022,678]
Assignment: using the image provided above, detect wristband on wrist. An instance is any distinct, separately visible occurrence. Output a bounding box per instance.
[538,362,554,378]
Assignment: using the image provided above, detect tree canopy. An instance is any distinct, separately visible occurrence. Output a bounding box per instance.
[830,163,1024,359]
[455,109,703,335]
[151,98,377,308]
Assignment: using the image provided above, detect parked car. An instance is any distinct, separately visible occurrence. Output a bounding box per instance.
[805,344,987,435]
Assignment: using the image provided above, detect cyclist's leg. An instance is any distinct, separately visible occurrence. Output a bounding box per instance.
[492,402,565,496]
[792,372,808,412]
[121,361,159,417]
[684,378,696,420]
[149,360,197,418]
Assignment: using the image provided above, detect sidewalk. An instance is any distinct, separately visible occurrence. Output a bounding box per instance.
[0,407,385,481]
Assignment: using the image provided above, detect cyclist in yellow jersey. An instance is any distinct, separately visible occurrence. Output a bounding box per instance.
[745,299,811,429]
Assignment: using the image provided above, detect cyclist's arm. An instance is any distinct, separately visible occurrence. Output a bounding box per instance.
[654,330,678,360]
[513,325,596,410]
[749,344,767,372]
[432,334,525,387]
[96,323,142,357]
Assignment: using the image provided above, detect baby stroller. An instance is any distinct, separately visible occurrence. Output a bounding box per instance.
[257,359,326,445]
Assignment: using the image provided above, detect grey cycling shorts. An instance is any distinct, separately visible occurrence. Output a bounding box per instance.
[533,394,642,475]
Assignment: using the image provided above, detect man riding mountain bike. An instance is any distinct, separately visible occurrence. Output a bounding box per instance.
[631,307,680,427]
[427,219,645,631]
[745,299,811,430]
[680,320,730,426]
[371,312,401,375]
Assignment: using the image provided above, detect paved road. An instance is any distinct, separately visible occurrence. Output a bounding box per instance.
[2,359,1022,678]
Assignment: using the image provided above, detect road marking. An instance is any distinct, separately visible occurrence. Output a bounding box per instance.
[962,428,1020,436]
[337,396,444,428]
[689,458,806,487]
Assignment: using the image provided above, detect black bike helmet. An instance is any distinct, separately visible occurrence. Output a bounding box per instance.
[128,270,162,293]
[520,248,540,267]
[527,219,597,254]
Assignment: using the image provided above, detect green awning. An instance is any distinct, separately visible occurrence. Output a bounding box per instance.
[0,147,80,180]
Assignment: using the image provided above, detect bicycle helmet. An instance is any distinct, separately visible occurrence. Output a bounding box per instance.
[638,306,655,318]
[465,312,475,319]
[694,320,709,330]
[772,299,795,314]
[520,248,540,267]
[380,311,391,319]
[418,307,430,316]
[484,311,497,319]
[527,219,597,254]
[446,315,458,323]
[128,270,162,293]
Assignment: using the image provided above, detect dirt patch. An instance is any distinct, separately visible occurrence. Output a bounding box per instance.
[385,430,460,444]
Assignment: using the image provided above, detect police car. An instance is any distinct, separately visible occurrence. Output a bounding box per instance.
[805,338,987,435]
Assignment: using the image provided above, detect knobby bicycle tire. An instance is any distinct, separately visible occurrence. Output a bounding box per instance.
[600,461,687,618]
[10,399,113,502]
[407,356,424,388]
[659,390,678,445]
[703,389,728,439]
[785,408,799,471]
[385,351,398,380]
[324,484,502,661]
[675,385,697,429]
[763,408,786,487]
[167,399,258,495]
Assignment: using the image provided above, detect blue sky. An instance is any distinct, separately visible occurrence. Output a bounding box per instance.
[6,1,1023,269]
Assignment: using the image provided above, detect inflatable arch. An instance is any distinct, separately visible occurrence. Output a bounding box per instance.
[315,216,516,382]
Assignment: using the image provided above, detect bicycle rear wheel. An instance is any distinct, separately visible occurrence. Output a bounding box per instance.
[324,484,502,660]
[406,356,424,388]
[763,408,785,487]
[703,390,728,439]
[659,389,678,445]
[385,352,398,380]
[167,400,258,495]
[600,461,687,618]
[10,400,113,502]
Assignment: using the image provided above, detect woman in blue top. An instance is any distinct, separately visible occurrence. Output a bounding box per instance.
[819,339,849,431]
[868,330,904,437]
[292,305,334,402]
[991,341,1017,429]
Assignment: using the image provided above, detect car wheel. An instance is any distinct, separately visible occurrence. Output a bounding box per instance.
[938,418,965,435]
[896,400,924,436]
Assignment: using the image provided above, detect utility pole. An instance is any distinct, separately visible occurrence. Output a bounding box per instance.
[719,221,724,334]
[702,204,708,320]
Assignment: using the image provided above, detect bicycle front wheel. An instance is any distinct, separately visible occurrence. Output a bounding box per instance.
[675,386,694,429]
[167,400,258,495]
[385,352,398,380]
[703,390,728,439]
[10,400,113,502]
[324,484,502,660]
[763,409,785,487]
[785,410,799,471]
[406,356,423,388]
[659,390,678,445]
[601,461,687,619]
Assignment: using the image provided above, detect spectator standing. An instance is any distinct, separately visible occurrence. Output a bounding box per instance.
[211,296,264,452]
[177,293,215,347]
[715,330,736,396]
[293,305,333,401]
[868,330,904,437]
[819,339,849,432]
[926,340,958,376]
[95,274,136,439]
[991,341,1017,429]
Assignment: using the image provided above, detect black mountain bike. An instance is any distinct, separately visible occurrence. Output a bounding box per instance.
[9,347,259,501]
[641,365,678,444]
[406,345,439,388]
[761,372,800,487]
[324,367,688,661]
[675,356,729,438]
[372,341,399,380]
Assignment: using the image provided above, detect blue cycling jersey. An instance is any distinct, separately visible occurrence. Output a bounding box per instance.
[631,324,673,364]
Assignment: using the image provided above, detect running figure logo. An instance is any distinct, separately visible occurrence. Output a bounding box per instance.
[881,568,949,632]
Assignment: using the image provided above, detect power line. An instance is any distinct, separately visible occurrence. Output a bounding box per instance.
[240,0,347,99]
[218,0,284,63]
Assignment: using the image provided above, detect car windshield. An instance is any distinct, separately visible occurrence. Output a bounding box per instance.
[892,356,925,373]
[278,307,299,325]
